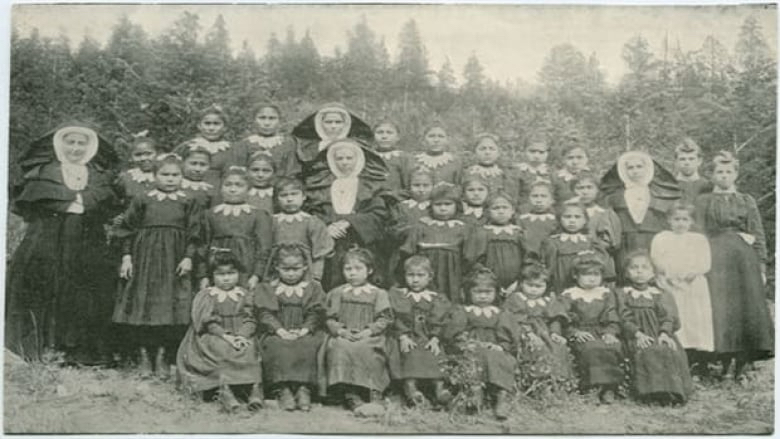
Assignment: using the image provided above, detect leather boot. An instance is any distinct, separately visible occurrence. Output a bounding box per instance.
[296,385,312,412]
[248,383,264,411]
[138,347,153,376]
[434,380,453,406]
[493,388,509,420]
[345,391,364,410]
[154,346,170,380]
[403,379,424,407]
[220,384,241,413]
[279,385,296,411]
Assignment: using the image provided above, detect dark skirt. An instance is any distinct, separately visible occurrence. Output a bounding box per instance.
[400,347,444,380]
[630,342,692,400]
[485,241,523,289]
[525,340,574,380]
[570,338,624,388]
[473,347,517,391]
[420,247,464,304]
[176,329,262,392]
[320,334,390,394]
[261,332,325,385]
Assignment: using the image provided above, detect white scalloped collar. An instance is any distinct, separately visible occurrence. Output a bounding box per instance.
[148,189,187,201]
[214,203,253,216]
[561,286,610,303]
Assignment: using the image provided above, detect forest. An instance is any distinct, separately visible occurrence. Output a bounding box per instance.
[8,10,777,280]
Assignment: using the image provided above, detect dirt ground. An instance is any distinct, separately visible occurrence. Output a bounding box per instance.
[3,351,773,435]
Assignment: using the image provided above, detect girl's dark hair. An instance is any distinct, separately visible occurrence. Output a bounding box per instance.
[571,172,599,189]
[427,183,463,216]
[666,200,696,220]
[525,131,549,149]
[343,247,375,273]
[520,261,549,283]
[561,144,588,158]
[463,263,498,296]
[403,255,434,277]
[408,167,434,183]
[474,132,500,149]
[222,166,249,182]
[622,249,656,275]
[462,175,490,191]
[248,151,276,170]
[262,242,311,281]
[486,191,514,209]
[273,177,305,198]
[373,119,400,133]
[199,104,228,124]
[528,180,554,198]
[209,248,245,278]
[132,135,157,151]
[181,145,212,162]
[253,102,281,119]
[571,251,605,277]
[153,153,183,173]
[556,198,589,223]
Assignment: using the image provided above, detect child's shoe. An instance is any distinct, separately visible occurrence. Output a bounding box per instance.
[434,380,453,407]
[220,384,241,413]
[279,386,296,411]
[154,347,170,380]
[345,391,365,410]
[493,389,509,420]
[247,383,264,411]
[403,379,425,407]
[598,387,616,405]
[296,385,312,412]
[138,347,153,376]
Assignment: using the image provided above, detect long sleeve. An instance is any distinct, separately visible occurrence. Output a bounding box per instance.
[462,226,488,270]
[388,290,413,336]
[615,289,639,338]
[599,290,621,336]
[238,295,257,338]
[301,282,326,332]
[656,290,681,335]
[252,210,274,279]
[309,217,335,280]
[399,221,422,256]
[496,311,521,354]
[118,196,146,255]
[343,189,390,246]
[442,306,468,345]
[745,194,767,263]
[368,289,393,335]
[325,289,345,335]
[254,284,283,333]
[184,198,204,259]
[190,289,220,335]
[539,237,558,278]
[429,296,453,338]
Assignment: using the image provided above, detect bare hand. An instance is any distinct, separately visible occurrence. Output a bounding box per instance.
[658,333,676,350]
[425,337,441,356]
[573,330,595,343]
[176,257,192,276]
[120,256,133,279]
[200,278,210,290]
[247,275,260,290]
[399,335,417,353]
[527,333,545,350]
[353,329,373,341]
[112,213,125,227]
[635,331,654,349]
[276,328,298,341]
[551,333,567,344]
[231,335,250,351]
[602,333,620,345]
[296,328,310,337]
[336,328,351,339]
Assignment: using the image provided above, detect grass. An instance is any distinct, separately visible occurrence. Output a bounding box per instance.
[4,349,773,434]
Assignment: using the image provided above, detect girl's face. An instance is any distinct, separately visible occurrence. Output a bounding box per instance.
[409,175,434,201]
[405,265,432,292]
[131,142,156,172]
[712,164,738,190]
[183,153,210,181]
[521,278,547,299]
[198,114,225,141]
[156,163,183,192]
[573,179,599,205]
[276,186,306,213]
[488,197,515,225]
[213,264,240,290]
[248,159,275,188]
[563,147,589,172]
[626,256,655,286]
[333,147,358,174]
[322,112,346,138]
[625,158,648,183]
[431,199,457,220]
[424,127,448,153]
[470,281,497,306]
[576,269,602,290]
[374,123,400,151]
[221,174,249,204]
[475,138,500,165]
[676,152,701,177]
[343,258,371,287]
[277,254,307,285]
[61,132,90,163]
[529,186,553,212]
[560,206,587,233]
[669,209,693,234]
[255,107,280,135]
[463,182,489,206]
[525,142,549,165]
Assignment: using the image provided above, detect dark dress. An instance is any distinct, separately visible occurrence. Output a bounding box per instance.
[114,168,156,205]
[319,284,393,396]
[246,187,274,214]
[387,200,430,285]
[413,152,463,186]
[112,190,202,326]
[443,305,520,391]
[200,203,273,286]
[401,217,469,304]
[512,162,551,201]
[255,280,326,386]
[6,162,116,359]
[272,212,334,281]
[503,291,573,380]
[516,211,558,257]
[677,177,712,205]
[540,232,613,293]
[388,288,452,379]
[695,192,773,361]
[235,132,297,172]
[616,285,693,401]
[459,204,485,226]
[463,223,526,289]
[174,136,240,187]
[559,286,624,389]
[176,286,261,391]
[181,178,218,209]
[376,149,413,192]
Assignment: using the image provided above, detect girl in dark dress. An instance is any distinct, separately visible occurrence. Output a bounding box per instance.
[413,123,463,187]
[114,135,158,206]
[459,177,489,226]
[235,103,296,172]
[7,121,117,362]
[517,181,558,257]
[695,151,773,377]
[246,152,277,214]
[388,255,453,407]
[113,154,203,378]
[552,144,592,202]
[255,243,326,412]
[180,146,218,209]
[373,119,413,193]
[464,133,519,204]
[176,250,263,413]
[174,105,240,186]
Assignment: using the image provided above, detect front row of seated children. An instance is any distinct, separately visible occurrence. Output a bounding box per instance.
[176,241,693,419]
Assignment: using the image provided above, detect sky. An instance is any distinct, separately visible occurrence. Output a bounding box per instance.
[11,3,778,85]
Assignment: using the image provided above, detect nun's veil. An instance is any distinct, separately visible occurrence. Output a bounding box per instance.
[600,150,681,202]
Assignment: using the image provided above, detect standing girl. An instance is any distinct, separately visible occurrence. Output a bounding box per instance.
[559,253,624,403]
[513,133,552,200]
[464,192,526,290]
[695,151,773,377]
[180,146,218,209]
[255,243,326,412]
[113,154,202,378]
[414,123,463,186]
[175,105,239,186]
[553,144,591,202]
[176,250,263,412]
[401,184,469,304]
[388,168,435,284]
[464,133,518,203]
[199,167,273,290]
[373,120,412,192]
[616,250,693,404]
[517,181,558,257]
[236,103,296,172]
[245,152,276,214]
[460,177,489,225]
[320,248,393,411]
[388,255,453,407]
[114,135,158,206]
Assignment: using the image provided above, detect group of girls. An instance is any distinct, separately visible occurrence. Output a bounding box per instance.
[6,101,773,421]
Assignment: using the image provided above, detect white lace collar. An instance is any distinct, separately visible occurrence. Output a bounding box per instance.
[247,134,284,149]
[464,305,500,318]
[376,150,403,160]
[586,205,606,217]
[485,224,521,235]
[712,186,737,194]
[516,162,549,175]
[274,211,310,223]
[556,167,590,181]
[468,164,503,178]
[623,286,661,300]
[562,286,610,303]
[127,168,155,183]
[404,289,437,303]
[676,172,701,183]
[558,233,589,243]
[514,291,551,308]
[248,187,273,198]
[402,199,430,210]
[416,152,454,169]
[520,212,555,222]
[463,204,483,217]
[189,137,231,154]
[148,189,187,201]
[274,280,309,298]
[344,284,378,296]
[420,216,464,228]
[208,286,245,303]
[214,203,253,217]
[181,179,213,191]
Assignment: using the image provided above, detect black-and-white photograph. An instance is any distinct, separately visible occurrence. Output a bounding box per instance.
[4,2,776,434]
